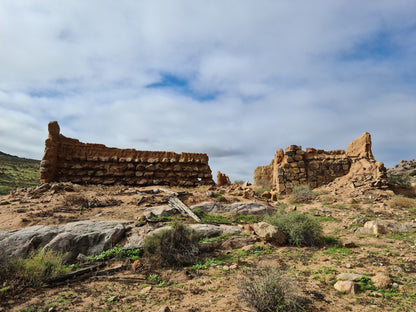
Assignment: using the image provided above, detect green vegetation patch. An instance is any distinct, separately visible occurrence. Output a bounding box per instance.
[265,211,324,247]
[0,151,40,194]
[1,249,70,289]
[88,245,141,261]
[144,222,201,267]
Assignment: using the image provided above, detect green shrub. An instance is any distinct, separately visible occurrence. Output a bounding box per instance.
[265,211,323,247]
[387,174,411,187]
[289,185,315,204]
[88,245,141,261]
[144,222,201,267]
[2,249,70,287]
[238,267,307,312]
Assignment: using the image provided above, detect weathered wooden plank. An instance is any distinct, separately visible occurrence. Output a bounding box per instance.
[168,197,201,223]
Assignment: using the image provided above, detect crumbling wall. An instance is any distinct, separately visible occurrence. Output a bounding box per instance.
[254,132,386,194]
[40,121,214,187]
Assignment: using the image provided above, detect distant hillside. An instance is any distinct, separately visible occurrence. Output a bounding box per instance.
[0,151,40,194]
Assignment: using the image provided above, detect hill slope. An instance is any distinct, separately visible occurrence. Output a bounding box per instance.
[0,151,40,194]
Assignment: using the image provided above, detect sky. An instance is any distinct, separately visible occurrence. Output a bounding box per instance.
[0,0,415,182]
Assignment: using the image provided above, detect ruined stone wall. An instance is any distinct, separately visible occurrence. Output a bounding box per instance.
[273,146,351,194]
[254,132,381,194]
[40,121,214,187]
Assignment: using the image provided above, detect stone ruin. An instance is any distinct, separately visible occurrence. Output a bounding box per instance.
[40,121,214,187]
[254,132,387,194]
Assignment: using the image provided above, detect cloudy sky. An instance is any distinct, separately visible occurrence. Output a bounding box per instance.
[0,1,415,182]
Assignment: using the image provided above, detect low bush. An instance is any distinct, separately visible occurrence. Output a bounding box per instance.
[265,211,324,247]
[144,222,201,267]
[289,185,315,204]
[1,249,70,288]
[238,267,307,312]
[388,196,416,209]
[387,174,411,187]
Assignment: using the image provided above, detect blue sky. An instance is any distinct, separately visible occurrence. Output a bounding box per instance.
[0,0,415,182]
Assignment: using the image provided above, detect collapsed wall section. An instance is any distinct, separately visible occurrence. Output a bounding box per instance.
[40,121,214,187]
[254,132,386,194]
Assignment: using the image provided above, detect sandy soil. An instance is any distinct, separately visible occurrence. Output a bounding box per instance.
[0,182,415,312]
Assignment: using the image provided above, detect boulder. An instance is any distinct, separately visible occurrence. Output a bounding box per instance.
[372,273,392,289]
[0,221,130,263]
[220,236,254,250]
[336,273,363,282]
[124,223,242,249]
[251,222,286,245]
[355,220,411,235]
[334,280,356,294]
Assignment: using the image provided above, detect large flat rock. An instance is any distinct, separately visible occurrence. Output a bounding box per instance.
[191,201,275,215]
[0,220,131,263]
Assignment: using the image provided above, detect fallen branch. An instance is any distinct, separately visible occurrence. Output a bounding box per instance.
[168,196,201,223]
[44,263,104,285]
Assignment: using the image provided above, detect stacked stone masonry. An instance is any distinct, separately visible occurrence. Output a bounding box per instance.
[40,121,214,187]
[254,132,383,194]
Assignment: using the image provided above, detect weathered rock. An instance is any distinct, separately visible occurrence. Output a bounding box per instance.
[336,273,363,282]
[220,236,254,250]
[334,280,356,294]
[355,220,412,235]
[0,221,130,263]
[372,273,392,289]
[251,222,286,245]
[124,223,242,249]
[217,171,231,186]
[143,205,178,220]
[341,240,358,248]
[191,201,274,216]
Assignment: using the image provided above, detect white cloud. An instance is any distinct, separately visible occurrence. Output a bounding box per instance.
[0,0,415,181]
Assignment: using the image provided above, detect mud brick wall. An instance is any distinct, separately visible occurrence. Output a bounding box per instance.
[40,121,214,187]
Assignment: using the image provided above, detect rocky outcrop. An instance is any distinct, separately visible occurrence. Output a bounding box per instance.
[191,201,275,215]
[40,121,214,187]
[124,223,242,249]
[0,221,130,263]
[253,132,387,194]
[217,171,231,186]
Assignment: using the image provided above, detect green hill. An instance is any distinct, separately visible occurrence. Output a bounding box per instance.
[0,151,40,195]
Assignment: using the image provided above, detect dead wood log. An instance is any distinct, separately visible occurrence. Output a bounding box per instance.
[168,196,201,223]
[44,263,104,285]
[44,264,127,286]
